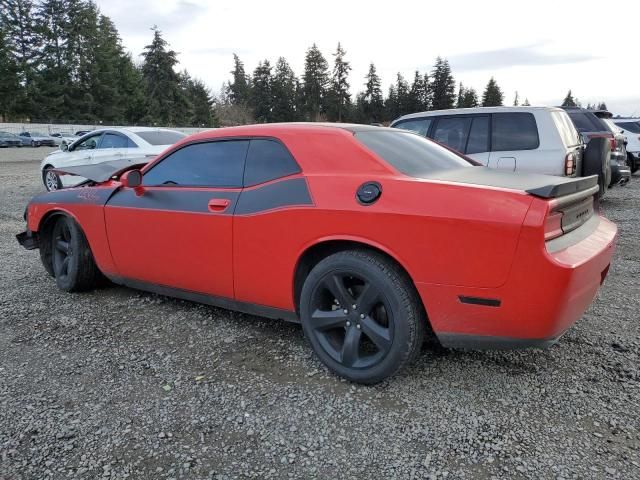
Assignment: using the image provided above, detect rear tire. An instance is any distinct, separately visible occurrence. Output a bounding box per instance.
[583,137,611,198]
[50,216,102,292]
[300,249,425,384]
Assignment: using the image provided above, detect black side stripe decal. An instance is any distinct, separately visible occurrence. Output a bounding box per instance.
[104,177,313,215]
[235,177,312,215]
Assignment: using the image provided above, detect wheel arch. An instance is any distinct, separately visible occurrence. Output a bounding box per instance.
[292,237,429,323]
[36,209,86,275]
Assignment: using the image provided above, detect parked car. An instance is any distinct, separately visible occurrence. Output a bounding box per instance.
[50,132,77,146]
[560,107,614,192]
[593,110,631,186]
[40,127,186,191]
[74,130,92,137]
[612,118,640,173]
[0,131,23,148]
[18,131,56,148]
[18,124,617,384]
[390,106,609,196]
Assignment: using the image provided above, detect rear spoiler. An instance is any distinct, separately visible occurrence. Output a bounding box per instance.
[525,175,598,199]
[53,159,149,183]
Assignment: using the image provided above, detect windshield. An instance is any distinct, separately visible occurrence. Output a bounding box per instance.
[136,130,186,146]
[355,130,473,177]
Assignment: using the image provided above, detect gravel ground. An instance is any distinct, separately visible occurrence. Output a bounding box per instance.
[1,157,639,480]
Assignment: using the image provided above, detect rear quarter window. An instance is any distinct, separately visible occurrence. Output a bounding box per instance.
[492,112,539,151]
[551,111,581,147]
[136,130,186,146]
[392,118,432,136]
[355,130,472,177]
[243,139,300,186]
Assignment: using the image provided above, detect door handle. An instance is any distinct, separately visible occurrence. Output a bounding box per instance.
[208,198,231,212]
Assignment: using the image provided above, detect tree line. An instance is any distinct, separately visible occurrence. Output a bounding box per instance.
[0,0,214,126]
[7,0,603,128]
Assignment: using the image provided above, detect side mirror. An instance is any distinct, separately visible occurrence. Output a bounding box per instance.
[121,169,142,188]
[60,142,69,152]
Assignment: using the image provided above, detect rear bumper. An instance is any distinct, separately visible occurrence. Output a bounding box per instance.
[417,216,617,350]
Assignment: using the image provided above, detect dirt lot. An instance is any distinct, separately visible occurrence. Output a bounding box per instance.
[1,154,639,479]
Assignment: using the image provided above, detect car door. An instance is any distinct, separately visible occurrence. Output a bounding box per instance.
[90,132,130,165]
[104,139,249,299]
[488,112,540,172]
[60,132,103,168]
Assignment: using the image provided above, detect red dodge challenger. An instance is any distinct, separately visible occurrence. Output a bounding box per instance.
[17,124,617,383]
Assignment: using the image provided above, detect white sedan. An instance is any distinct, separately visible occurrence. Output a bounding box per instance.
[40,127,186,191]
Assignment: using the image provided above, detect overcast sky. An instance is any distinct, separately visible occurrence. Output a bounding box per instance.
[96,0,640,116]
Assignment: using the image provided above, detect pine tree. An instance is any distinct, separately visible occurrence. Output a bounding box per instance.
[271,56,298,122]
[482,77,503,107]
[462,87,479,108]
[408,71,429,112]
[384,84,398,122]
[394,73,412,117]
[513,91,519,106]
[141,26,189,125]
[302,43,329,121]
[522,98,530,106]
[0,23,20,119]
[430,57,456,110]
[597,102,608,111]
[1,0,41,116]
[362,63,384,123]
[327,42,351,122]
[250,60,272,122]
[183,74,214,127]
[228,53,250,105]
[561,90,577,107]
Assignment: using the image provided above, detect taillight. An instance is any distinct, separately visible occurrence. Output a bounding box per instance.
[544,211,563,241]
[610,138,617,150]
[564,152,576,175]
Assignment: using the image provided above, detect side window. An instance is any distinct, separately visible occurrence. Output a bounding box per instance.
[465,116,489,154]
[492,113,539,151]
[99,133,129,149]
[432,117,472,153]
[393,118,432,136]
[74,134,102,151]
[244,139,300,186]
[142,140,249,187]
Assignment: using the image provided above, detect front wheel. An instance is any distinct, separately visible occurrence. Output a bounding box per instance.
[300,250,425,384]
[628,153,638,174]
[43,167,62,191]
[50,216,103,292]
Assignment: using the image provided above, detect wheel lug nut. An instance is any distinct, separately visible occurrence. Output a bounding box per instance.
[356,324,361,329]
[343,309,348,314]
[360,313,365,319]
[352,304,357,309]
[346,321,351,327]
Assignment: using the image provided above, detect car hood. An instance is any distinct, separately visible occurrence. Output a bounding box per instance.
[424,167,598,199]
[53,159,149,183]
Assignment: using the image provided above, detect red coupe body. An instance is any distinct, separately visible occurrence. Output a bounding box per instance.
[20,124,617,349]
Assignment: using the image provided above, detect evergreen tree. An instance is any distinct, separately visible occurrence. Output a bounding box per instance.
[141,26,189,125]
[430,57,456,110]
[1,0,41,116]
[302,43,329,120]
[182,73,214,127]
[482,77,503,106]
[461,87,479,108]
[271,56,298,122]
[522,97,530,106]
[228,53,250,105]
[327,42,351,122]
[561,90,577,107]
[0,23,20,119]
[394,73,412,117]
[456,83,465,108]
[513,91,519,106]
[250,60,272,122]
[597,102,608,111]
[409,71,429,112]
[362,63,384,122]
[384,84,398,121]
